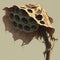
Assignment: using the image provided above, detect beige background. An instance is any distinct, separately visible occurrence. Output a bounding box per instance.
[0,0,60,60]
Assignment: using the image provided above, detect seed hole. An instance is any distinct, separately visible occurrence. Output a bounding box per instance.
[20,9,28,16]
[27,9,33,13]
[29,17,36,24]
[14,15,20,22]
[40,21,45,24]
[24,25,30,31]
[22,18,28,24]
[36,15,42,20]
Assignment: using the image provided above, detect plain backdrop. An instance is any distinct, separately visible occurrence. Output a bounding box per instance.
[0,0,60,60]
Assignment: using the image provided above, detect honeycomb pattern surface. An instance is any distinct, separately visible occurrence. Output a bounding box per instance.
[4,4,53,33]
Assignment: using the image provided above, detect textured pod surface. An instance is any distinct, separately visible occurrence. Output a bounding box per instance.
[3,4,57,60]
[3,4,55,34]
[3,4,56,45]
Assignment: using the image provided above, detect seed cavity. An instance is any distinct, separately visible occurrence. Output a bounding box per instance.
[36,15,42,20]
[40,21,45,24]
[22,17,28,24]
[24,25,30,31]
[14,15,20,22]
[20,9,28,16]
[27,9,33,13]
[29,17,36,24]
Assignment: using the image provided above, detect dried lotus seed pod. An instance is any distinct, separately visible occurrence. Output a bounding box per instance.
[3,4,57,60]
